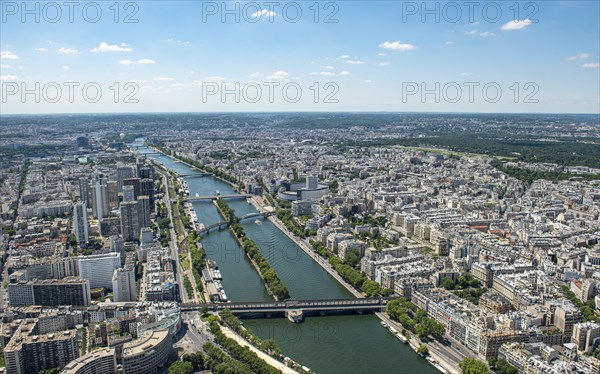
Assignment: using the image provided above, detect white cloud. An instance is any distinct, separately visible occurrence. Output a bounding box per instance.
[34,48,48,52]
[249,72,264,78]
[321,65,335,70]
[137,59,155,64]
[121,59,156,66]
[0,64,16,69]
[205,76,226,81]
[465,30,494,37]
[340,71,350,76]
[378,53,387,56]
[364,80,373,83]
[0,75,19,80]
[461,72,469,76]
[567,53,590,61]
[338,55,350,59]
[345,59,365,65]
[379,61,391,66]
[445,41,454,45]
[167,38,190,44]
[57,47,78,54]
[319,71,336,76]
[266,70,289,80]
[62,65,70,70]
[582,63,600,69]
[0,51,19,60]
[501,19,533,31]
[250,9,276,18]
[379,41,416,52]
[91,42,133,53]
[153,77,174,81]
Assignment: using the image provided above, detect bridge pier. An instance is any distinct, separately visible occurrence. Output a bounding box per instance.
[286,309,304,323]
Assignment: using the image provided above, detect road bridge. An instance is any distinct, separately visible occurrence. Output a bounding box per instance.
[180,297,391,316]
[186,194,251,202]
[197,221,230,236]
[240,211,275,220]
[180,173,212,178]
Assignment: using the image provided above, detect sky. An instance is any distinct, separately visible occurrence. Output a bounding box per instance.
[1,0,599,114]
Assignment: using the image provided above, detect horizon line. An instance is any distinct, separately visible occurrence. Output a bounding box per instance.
[1,111,599,117]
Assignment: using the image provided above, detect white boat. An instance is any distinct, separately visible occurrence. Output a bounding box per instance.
[247,199,252,204]
[195,193,200,198]
[381,322,388,328]
[426,357,448,373]
[255,219,262,225]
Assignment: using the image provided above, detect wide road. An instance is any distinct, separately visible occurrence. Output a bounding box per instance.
[159,169,188,303]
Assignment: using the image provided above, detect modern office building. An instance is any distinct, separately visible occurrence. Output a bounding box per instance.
[137,195,151,228]
[78,177,89,207]
[117,165,135,191]
[4,325,79,374]
[107,180,120,208]
[121,329,172,374]
[73,201,89,247]
[8,277,91,307]
[62,347,116,374]
[78,252,121,290]
[123,178,141,199]
[122,185,136,202]
[109,235,126,264]
[140,178,155,208]
[120,201,141,242]
[112,267,136,302]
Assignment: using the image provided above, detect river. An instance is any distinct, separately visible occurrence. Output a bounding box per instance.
[132,139,436,374]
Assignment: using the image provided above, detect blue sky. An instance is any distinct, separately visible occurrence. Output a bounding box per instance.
[1,0,599,114]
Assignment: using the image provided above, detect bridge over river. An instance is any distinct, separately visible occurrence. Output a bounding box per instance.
[186,194,251,202]
[180,297,391,322]
[196,211,275,236]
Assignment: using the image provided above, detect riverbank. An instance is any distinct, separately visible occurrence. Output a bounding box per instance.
[254,199,463,374]
[220,325,299,374]
[141,144,449,373]
[213,199,290,301]
[146,144,241,191]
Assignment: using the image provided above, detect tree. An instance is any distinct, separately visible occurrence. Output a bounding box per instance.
[495,359,518,374]
[169,360,194,374]
[459,358,491,374]
[201,306,209,317]
[260,339,281,355]
[183,352,205,371]
[417,344,429,356]
[440,276,455,290]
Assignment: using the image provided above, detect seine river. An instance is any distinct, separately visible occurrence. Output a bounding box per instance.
[133,139,436,374]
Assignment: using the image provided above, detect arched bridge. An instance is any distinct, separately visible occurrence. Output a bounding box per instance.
[180,297,391,314]
[197,221,230,236]
[240,211,275,220]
